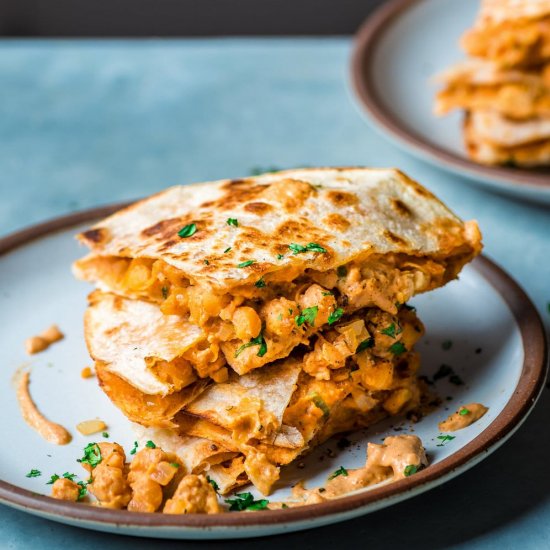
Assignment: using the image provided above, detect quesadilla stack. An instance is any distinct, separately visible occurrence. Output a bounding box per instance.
[74,168,481,495]
[434,0,550,166]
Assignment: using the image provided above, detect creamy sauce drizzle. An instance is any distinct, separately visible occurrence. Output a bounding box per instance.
[16,371,72,445]
[269,435,427,509]
[438,403,488,432]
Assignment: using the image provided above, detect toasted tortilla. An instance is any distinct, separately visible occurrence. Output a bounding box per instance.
[74,168,481,293]
[434,61,550,119]
[85,291,204,395]
[464,112,550,166]
[468,109,550,147]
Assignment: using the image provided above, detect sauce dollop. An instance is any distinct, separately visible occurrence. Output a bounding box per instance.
[17,371,72,445]
[438,403,488,432]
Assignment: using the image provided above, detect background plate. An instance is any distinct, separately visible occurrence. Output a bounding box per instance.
[0,207,546,539]
[351,0,550,205]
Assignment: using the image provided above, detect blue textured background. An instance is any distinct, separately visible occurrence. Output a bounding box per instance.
[1,39,549,549]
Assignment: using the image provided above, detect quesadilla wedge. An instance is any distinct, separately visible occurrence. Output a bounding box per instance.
[75,168,481,379]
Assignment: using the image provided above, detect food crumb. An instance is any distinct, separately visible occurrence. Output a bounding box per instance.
[81,366,94,379]
[76,419,107,436]
[25,325,64,355]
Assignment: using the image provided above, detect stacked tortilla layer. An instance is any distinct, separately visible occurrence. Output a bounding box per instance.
[435,0,550,166]
[74,168,481,495]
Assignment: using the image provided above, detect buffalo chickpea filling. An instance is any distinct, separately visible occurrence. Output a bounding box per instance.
[78,252,456,383]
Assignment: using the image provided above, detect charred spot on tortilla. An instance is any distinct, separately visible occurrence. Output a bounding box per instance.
[325,190,359,207]
[81,227,110,245]
[244,202,273,215]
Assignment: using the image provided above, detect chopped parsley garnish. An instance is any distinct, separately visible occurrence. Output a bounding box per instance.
[322,291,333,296]
[336,265,347,277]
[328,466,348,480]
[327,308,344,325]
[295,306,318,327]
[46,474,60,485]
[224,247,232,253]
[77,443,102,468]
[288,242,327,255]
[311,393,330,419]
[130,441,138,455]
[237,260,255,268]
[436,434,456,447]
[356,338,374,353]
[459,408,470,416]
[381,323,399,338]
[161,286,169,299]
[225,492,269,511]
[25,469,41,478]
[389,342,407,356]
[277,313,283,321]
[276,254,284,260]
[404,464,419,477]
[227,218,239,227]
[77,481,88,500]
[254,277,266,288]
[62,472,76,481]
[235,333,267,358]
[170,462,180,469]
[102,432,109,438]
[281,503,289,509]
[204,259,210,265]
[207,476,219,491]
[145,440,156,449]
[442,340,453,350]
[178,223,197,238]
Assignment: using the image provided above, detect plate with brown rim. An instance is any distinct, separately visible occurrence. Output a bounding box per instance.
[0,205,546,539]
[351,0,550,205]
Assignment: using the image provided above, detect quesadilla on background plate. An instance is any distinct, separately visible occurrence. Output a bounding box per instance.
[75,167,482,495]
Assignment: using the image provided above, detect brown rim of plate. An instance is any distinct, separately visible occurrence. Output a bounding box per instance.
[0,203,547,530]
[351,0,550,190]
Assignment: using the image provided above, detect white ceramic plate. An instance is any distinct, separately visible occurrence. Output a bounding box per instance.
[351,0,550,205]
[0,207,546,539]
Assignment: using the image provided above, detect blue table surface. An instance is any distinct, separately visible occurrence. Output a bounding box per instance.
[0,38,549,550]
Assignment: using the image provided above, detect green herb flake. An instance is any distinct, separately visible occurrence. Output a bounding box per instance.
[442,340,453,350]
[381,323,397,338]
[276,254,284,260]
[404,464,419,477]
[62,472,76,481]
[336,265,347,278]
[328,466,348,480]
[46,474,60,485]
[227,218,239,227]
[145,440,156,449]
[322,291,333,296]
[436,434,456,447]
[237,260,255,268]
[225,492,269,512]
[235,333,267,358]
[389,341,407,356]
[170,462,180,469]
[459,408,470,416]
[311,393,330,419]
[281,503,289,509]
[161,286,169,299]
[327,307,344,325]
[254,277,266,288]
[224,247,232,253]
[130,441,138,455]
[277,313,283,321]
[77,481,88,500]
[204,259,210,265]
[207,475,219,491]
[356,338,374,353]
[178,223,197,238]
[26,469,41,478]
[77,443,102,468]
[295,306,318,327]
[102,432,109,438]
[288,242,327,255]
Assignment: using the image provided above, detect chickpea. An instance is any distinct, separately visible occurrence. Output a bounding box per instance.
[51,478,80,502]
[298,284,337,327]
[232,307,262,341]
